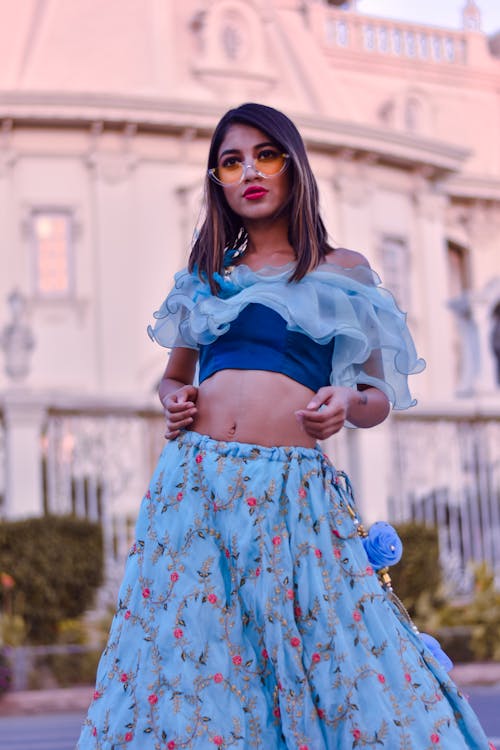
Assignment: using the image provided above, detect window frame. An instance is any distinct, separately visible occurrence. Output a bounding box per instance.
[29,207,76,301]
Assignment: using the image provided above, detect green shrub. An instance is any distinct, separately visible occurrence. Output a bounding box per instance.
[29,649,101,689]
[0,516,103,644]
[390,522,441,616]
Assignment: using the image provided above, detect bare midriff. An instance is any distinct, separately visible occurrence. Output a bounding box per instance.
[190,369,318,448]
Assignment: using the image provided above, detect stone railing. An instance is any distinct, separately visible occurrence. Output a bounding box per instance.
[312,7,468,65]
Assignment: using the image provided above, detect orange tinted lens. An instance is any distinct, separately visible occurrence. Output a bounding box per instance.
[256,154,286,176]
[214,162,243,184]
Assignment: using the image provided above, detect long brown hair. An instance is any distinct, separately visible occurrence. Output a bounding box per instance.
[189,103,333,291]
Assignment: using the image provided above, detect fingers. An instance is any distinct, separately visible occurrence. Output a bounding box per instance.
[304,386,333,411]
[163,385,199,440]
[167,400,196,414]
[301,417,345,439]
[295,399,347,440]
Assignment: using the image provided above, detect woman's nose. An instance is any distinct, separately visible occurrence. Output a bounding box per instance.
[242,161,259,180]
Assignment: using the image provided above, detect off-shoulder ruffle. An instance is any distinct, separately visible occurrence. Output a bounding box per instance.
[147,262,425,410]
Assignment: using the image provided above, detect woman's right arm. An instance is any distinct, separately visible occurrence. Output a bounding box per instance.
[159,347,199,439]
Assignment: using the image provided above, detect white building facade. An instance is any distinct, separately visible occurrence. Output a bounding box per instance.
[0,0,499,592]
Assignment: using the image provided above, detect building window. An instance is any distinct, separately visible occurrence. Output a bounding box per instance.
[378,236,410,309]
[31,210,74,299]
[447,242,470,298]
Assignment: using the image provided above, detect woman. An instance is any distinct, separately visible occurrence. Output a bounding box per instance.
[78,103,491,749]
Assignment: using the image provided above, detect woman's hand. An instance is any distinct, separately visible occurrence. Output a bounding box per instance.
[163,384,198,440]
[294,386,355,440]
[295,384,390,438]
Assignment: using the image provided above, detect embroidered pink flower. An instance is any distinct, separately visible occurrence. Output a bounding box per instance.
[332,529,341,538]
[224,548,230,558]
[366,566,374,576]
[315,548,322,558]
[299,745,310,750]
[92,727,97,737]
[378,673,386,683]
[294,605,302,618]
[298,488,307,498]
[208,593,217,604]
[405,673,411,682]
[352,729,361,740]
[353,610,361,622]
[431,734,440,744]
[212,736,223,746]
[176,492,183,502]
[286,589,294,600]
[334,548,342,559]
[145,490,151,499]
[213,673,223,683]
[312,652,321,663]
[232,654,242,665]
[170,572,179,583]
[273,707,281,718]
[173,628,183,639]
[290,637,301,648]
[317,708,325,719]
[167,742,176,750]
[124,610,131,620]
[93,690,101,700]
[142,587,151,599]
[246,497,257,506]
[255,567,261,577]
[120,672,128,683]
[213,502,219,512]
[125,732,133,742]
[148,693,158,705]
[195,454,203,464]
[262,648,269,660]
[272,535,281,546]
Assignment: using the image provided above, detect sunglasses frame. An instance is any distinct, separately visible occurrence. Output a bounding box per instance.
[208,153,290,187]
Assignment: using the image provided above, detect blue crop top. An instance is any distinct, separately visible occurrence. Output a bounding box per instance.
[147,262,425,411]
[198,303,335,391]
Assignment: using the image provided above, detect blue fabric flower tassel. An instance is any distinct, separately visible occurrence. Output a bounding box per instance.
[361,521,454,673]
[362,521,403,570]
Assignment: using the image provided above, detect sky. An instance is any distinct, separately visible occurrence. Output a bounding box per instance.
[356,0,500,35]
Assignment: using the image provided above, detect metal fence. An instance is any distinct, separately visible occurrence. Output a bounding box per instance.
[390,412,500,593]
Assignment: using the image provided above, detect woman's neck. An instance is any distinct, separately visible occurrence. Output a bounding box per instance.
[244,218,295,268]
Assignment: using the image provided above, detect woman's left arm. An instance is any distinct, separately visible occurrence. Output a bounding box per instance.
[295,385,390,440]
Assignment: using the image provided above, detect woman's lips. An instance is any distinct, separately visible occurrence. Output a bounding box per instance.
[243,186,269,200]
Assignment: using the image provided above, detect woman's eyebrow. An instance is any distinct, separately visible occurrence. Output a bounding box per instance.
[219,141,276,158]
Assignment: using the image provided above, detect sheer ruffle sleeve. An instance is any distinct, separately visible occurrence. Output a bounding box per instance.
[147,262,425,410]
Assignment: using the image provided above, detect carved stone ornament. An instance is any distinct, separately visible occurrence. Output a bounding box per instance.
[0,148,17,178]
[0,289,35,382]
[85,151,138,185]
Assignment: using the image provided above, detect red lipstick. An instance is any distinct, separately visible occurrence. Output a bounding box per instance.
[243,186,268,200]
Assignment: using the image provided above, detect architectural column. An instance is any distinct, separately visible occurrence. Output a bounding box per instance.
[351,420,392,524]
[333,162,374,255]
[3,392,46,519]
[413,188,454,401]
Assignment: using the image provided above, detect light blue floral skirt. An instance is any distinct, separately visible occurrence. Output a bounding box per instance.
[77,431,489,749]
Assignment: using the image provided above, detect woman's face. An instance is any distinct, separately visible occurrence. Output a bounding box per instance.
[216,124,290,224]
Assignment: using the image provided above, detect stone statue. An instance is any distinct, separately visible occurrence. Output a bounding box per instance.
[0,289,35,382]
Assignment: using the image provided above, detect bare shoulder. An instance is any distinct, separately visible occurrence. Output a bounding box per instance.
[324,247,371,269]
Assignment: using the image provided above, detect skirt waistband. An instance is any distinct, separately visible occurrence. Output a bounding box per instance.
[176,430,329,464]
